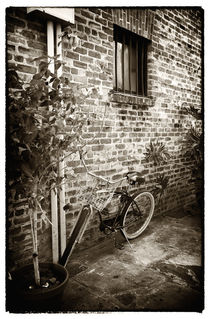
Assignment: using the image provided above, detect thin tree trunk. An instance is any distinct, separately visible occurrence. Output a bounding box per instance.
[30,184,41,286]
[33,207,40,286]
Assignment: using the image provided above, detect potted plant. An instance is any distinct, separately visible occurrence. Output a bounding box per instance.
[144,140,171,210]
[6,41,107,310]
[181,105,203,210]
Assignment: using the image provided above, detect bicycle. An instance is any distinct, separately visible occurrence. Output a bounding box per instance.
[59,151,155,267]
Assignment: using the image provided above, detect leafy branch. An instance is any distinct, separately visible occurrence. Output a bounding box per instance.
[182,104,202,120]
[144,140,171,166]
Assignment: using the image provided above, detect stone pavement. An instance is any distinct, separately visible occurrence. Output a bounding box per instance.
[59,208,203,312]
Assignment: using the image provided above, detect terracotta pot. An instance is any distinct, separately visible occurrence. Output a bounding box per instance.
[7,262,69,312]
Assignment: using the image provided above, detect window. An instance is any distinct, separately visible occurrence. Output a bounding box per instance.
[113,25,149,96]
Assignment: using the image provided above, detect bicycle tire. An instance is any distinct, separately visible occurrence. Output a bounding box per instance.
[121,191,154,239]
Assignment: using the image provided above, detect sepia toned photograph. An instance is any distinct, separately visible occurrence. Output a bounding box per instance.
[6,5,204,313]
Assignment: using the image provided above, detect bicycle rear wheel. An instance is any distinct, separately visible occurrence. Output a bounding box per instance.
[121,191,154,239]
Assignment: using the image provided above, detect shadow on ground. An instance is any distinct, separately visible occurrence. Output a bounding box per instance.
[58,207,203,312]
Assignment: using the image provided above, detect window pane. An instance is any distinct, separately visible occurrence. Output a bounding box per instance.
[113,24,148,96]
[138,40,145,96]
[131,39,137,93]
[124,44,129,91]
[113,41,116,88]
[143,43,147,95]
[117,42,123,90]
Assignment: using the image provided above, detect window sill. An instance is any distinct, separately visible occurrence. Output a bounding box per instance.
[111,92,154,107]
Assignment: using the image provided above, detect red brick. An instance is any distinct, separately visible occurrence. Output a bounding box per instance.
[21,30,36,40]
[14,233,26,242]
[66,51,79,60]
[6,16,26,28]
[6,23,15,33]
[16,64,36,74]
[82,42,94,49]
[71,68,78,74]
[27,40,46,50]
[77,24,84,32]
[92,29,97,36]
[89,21,101,30]
[75,15,87,25]
[95,45,107,54]
[92,145,104,151]
[14,55,24,62]
[74,47,87,55]
[88,50,101,59]
[7,53,13,61]
[89,8,101,15]
[102,26,113,35]
[81,10,94,20]
[17,46,30,54]
[102,11,113,20]
[7,44,15,52]
[95,17,107,26]
[80,56,93,63]
[73,61,87,69]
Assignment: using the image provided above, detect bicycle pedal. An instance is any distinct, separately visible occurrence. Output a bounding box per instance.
[115,243,125,250]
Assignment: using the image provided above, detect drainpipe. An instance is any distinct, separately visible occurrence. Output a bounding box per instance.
[56,23,66,256]
[47,20,59,263]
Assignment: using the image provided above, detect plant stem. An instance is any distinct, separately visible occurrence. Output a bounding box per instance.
[33,206,40,286]
[30,185,41,286]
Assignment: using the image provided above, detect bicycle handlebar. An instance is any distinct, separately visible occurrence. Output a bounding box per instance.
[80,154,126,184]
[79,150,144,185]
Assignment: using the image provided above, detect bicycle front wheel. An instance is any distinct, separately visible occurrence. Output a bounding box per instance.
[121,191,154,239]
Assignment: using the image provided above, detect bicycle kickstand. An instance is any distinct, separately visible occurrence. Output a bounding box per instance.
[120,229,135,252]
[113,230,125,250]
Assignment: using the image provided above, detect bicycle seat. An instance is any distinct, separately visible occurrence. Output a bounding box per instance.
[126,171,145,184]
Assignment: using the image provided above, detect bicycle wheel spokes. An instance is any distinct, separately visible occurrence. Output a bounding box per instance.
[122,192,154,239]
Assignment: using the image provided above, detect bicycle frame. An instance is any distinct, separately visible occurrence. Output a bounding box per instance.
[59,152,144,266]
[98,189,143,235]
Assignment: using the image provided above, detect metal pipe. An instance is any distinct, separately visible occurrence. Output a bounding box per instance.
[47,20,59,263]
[56,23,66,256]
[47,21,54,73]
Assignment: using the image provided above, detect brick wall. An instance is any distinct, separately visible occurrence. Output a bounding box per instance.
[6,7,203,268]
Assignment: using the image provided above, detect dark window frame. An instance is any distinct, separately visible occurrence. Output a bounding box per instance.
[113,25,149,97]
